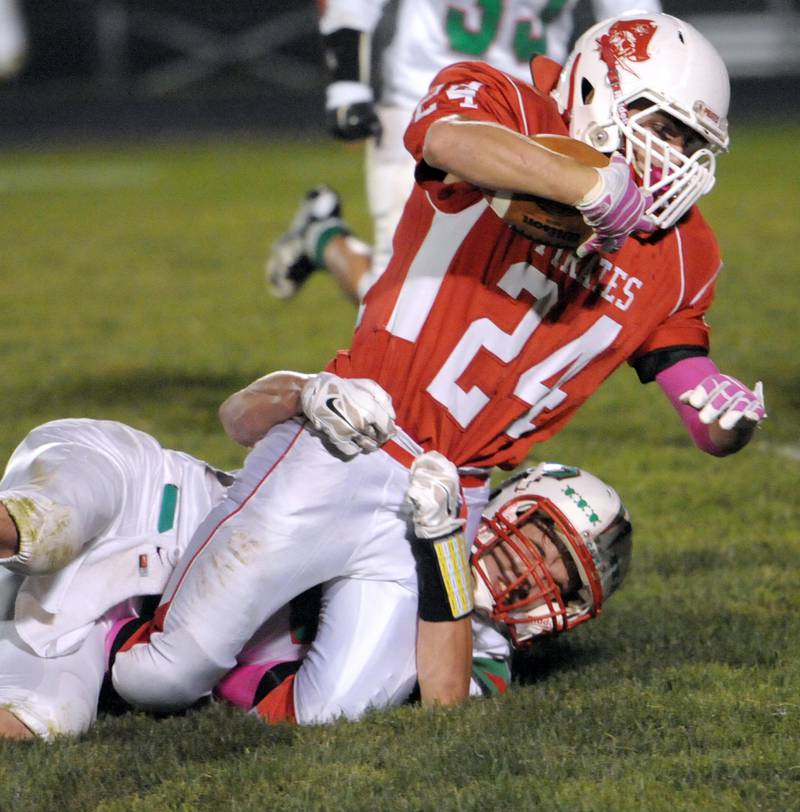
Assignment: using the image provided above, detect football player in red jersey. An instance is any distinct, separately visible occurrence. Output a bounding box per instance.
[112,13,766,712]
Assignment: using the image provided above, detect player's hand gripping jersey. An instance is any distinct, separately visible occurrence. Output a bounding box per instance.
[329,61,721,471]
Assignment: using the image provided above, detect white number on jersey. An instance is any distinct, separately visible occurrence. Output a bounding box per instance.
[389,258,622,434]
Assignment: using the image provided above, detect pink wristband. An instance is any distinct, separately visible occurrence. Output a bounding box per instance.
[214,660,289,709]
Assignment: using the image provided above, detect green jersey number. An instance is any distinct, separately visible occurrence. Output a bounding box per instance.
[445,0,570,61]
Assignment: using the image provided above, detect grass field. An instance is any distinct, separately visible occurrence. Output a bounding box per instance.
[0,125,799,811]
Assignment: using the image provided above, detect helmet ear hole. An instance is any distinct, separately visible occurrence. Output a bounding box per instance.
[580,78,594,104]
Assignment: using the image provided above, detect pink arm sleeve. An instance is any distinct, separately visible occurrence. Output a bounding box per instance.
[655,356,724,456]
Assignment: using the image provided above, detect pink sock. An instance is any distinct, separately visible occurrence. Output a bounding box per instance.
[214,660,287,709]
[104,616,136,672]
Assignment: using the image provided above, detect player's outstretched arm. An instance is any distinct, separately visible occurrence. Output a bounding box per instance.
[656,357,766,456]
[406,452,473,705]
[680,375,765,455]
[219,371,312,447]
[219,371,396,454]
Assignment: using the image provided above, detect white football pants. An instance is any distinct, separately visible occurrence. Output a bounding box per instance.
[113,420,489,722]
[0,418,223,738]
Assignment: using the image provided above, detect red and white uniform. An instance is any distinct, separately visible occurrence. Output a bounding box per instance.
[114,61,718,716]
[331,61,720,470]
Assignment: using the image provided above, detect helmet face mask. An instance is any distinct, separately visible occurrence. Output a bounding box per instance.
[622,99,718,228]
[554,12,730,229]
[472,463,633,648]
[473,498,584,647]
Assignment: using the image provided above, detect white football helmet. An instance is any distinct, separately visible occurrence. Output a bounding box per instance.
[553,12,730,229]
[472,462,632,648]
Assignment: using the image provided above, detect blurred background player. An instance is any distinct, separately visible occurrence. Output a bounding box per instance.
[0,0,26,80]
[267,0,661,303]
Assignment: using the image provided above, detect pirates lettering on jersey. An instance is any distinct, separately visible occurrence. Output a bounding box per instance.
[532,245,645,312]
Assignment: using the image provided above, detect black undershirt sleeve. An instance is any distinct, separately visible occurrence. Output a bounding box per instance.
[632,345,709,384]
[322,28,368,84]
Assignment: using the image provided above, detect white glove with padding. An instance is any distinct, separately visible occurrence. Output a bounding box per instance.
[301,372,396,456]
[406,451,466,540]
[679,374,766,431]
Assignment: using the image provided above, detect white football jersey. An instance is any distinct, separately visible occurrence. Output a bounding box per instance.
[320,0,662,109]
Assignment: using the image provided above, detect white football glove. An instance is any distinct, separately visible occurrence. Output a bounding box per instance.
[406,451,466,540]
[301,372,396,456]
[679,374,766,431]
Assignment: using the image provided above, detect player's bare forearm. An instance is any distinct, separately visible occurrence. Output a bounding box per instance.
[423,118,598,205]
[416,617,473,706]
[219,371,312,447]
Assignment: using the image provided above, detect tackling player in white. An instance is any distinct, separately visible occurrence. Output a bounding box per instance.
[0,375,630,738]
[0,371,393,739]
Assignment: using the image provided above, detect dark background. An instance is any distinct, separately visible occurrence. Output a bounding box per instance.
[1,1,799,145]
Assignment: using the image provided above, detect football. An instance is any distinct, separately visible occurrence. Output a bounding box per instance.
[483,134,609,249]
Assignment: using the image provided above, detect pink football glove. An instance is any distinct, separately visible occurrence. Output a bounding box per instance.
[575,153,656,257]
[679,374,766,431]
